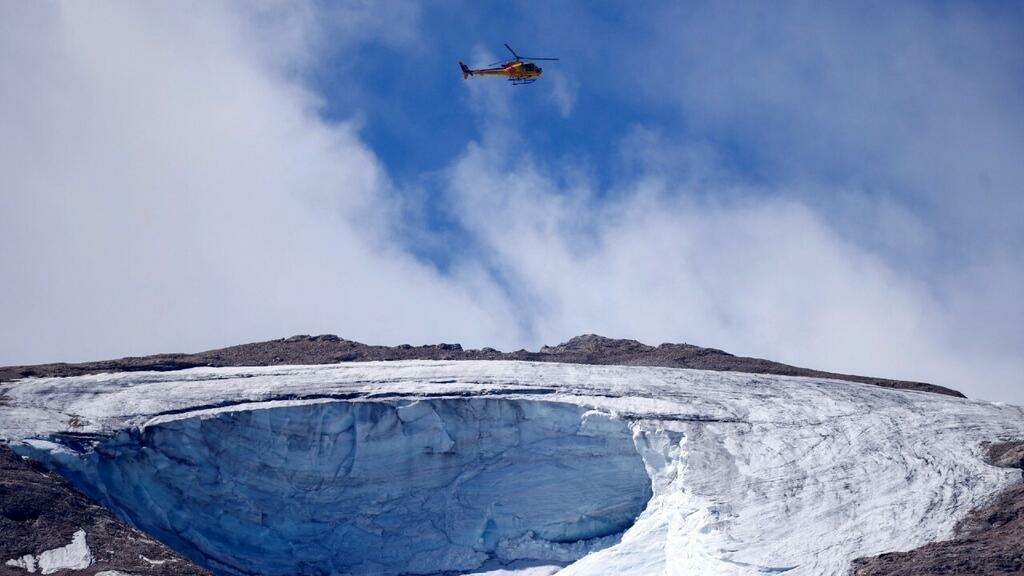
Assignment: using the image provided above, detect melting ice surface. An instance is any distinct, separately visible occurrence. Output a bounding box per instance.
[62,400,650,575]
[2,360,1024,575]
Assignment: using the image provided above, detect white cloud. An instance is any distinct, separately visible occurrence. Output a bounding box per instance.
[0,2,516,363]
[547,71,578,118]
[444,133,1023,403]
[630,1,1024,252]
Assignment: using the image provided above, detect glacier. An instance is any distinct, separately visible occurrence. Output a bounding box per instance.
[36,400,650,575]
[1,360,1023,575]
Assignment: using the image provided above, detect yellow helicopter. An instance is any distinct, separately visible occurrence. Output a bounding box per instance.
[460,44,559,85]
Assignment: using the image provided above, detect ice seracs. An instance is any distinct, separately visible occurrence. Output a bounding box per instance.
[2,360,1024,575]
[34,399,651,575]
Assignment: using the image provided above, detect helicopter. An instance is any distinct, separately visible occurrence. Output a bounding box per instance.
[460,44,559,85]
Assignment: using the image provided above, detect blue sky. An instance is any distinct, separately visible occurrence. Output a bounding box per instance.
[1,1,1022,403]
[309,1,1024,267]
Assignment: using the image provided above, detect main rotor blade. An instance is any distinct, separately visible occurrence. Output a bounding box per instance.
[504,43,520,59]
[522,57,559,61]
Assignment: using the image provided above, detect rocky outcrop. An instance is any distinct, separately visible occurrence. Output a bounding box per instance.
[0,333,963,398]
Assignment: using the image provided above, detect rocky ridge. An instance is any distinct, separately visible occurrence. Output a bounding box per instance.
[0,334,963,397]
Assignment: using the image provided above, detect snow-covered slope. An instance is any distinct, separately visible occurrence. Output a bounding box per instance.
[1,361,1022,575]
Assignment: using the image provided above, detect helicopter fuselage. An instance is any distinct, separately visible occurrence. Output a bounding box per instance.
[462,60,542,80]
[459,45,556,85]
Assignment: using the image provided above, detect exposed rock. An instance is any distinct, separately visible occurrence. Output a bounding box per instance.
[540,334,652,355]
[989,441,1024,470]
[0,334,963,398]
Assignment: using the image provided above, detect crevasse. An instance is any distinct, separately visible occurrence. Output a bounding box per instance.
[45,399,654,575]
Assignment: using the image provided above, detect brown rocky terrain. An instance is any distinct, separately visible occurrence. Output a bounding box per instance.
[2,334,1017,576]
[0,333,963,397]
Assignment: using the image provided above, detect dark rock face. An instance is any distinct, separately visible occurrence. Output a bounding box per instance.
[989,442,1024,470]
[852,441,1024,576]
[0,444,212,575]
[0,333,963,398]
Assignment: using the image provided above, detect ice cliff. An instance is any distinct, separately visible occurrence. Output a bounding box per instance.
[2,361,1023,575]
[43,400,649,575]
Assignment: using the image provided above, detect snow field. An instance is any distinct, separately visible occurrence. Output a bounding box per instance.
[4,529,94,574]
